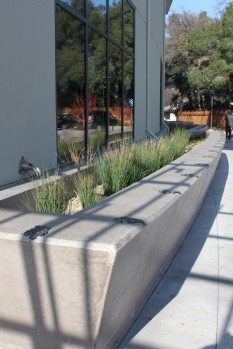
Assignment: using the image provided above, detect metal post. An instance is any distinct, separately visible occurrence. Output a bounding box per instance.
[210,95,213,129]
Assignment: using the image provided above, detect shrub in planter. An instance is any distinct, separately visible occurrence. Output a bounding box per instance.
[22,172,72,214]
[96,143,143,196]
[72,172,101,209]
[22,129,190,214]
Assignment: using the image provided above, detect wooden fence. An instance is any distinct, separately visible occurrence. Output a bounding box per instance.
[177,110,230,128]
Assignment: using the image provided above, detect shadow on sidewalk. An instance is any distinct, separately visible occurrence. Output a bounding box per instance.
[202,332,233,349]
[119,150,231,348]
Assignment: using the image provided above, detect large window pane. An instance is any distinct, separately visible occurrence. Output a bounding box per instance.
[60,0,84,16]
[88,0,106,33]
[56,1,134,154]
[88,29,107,148]
[109,43,122,142]
[56,6,85,164]
[124,0,134,53]
[109,0,122,44]
[124,53,134,138]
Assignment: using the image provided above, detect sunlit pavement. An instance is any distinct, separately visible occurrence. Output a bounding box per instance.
[119,137,233,349]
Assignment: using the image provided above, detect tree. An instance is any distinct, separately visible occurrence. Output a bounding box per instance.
[187,3,233,108]
[215,0,232,17]
[166,11,212,109]
[166,3,233,109]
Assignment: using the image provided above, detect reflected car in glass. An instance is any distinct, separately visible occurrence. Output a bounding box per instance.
[88,110,118,128]
[57,113,80,130]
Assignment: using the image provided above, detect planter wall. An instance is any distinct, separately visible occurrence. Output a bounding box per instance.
[0,131,225,349]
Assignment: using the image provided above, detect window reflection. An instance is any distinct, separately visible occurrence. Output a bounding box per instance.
[124,53,133,138]
[88,29,107,147]
[56,1,134,163]
[88,0,106,33]
[109,0,122,44]
[109,43,122,141]
[56,6,85,163]
[124,0,134,53]
[60,0,84,16]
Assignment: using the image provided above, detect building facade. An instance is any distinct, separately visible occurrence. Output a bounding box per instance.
[0,0,172,187]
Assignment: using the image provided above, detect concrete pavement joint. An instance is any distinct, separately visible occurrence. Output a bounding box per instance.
[213,182,220,349]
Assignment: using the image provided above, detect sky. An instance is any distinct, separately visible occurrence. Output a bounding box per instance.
[168,0,221,18]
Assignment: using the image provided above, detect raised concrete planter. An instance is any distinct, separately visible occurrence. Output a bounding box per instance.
[0,131,225,349]
[187,124,208,139]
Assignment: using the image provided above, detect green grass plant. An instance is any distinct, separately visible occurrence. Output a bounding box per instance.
[133,138,165,177]
[88,129,105,150]
[57,141,85,164]
[166,128,190,161]
[96,129,190,196]
[72,172,101,209]
[96,142,143,196]
[22,172,71,214]
[23,128,190,214]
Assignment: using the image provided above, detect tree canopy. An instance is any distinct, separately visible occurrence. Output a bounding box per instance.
[166,2,233,110]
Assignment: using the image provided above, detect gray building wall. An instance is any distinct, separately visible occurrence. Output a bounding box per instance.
[0,0,57,187]
[133,0,166,140]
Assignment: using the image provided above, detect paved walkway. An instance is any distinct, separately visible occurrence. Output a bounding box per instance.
[119,138,233,349]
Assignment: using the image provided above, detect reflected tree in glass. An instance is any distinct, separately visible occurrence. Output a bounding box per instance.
[109,0,122,44]
[124,0,134,53]
[88,28,107,146]
[109,43,122,140]
[56,6,85,162]
[88,0,106,33]
[60,0,84,16]
[124,53,133,137]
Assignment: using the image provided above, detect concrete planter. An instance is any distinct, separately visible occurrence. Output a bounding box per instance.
[0,131,225,349]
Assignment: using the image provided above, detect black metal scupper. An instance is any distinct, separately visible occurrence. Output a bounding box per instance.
[114,216,145,225]
[24,225,51,240]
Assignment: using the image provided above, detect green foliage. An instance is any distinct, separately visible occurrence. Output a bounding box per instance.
[133,139,165,177]
[23,130,190,214]
[133,130,189,176]
[56,1,133,110]
[56,7,85,107]
[72,172,101,209]
[109,0,123,43]
[96,129,190,196]
[88,129,106,149]
[57,141,85,165]
[166,129,190,160]
[22,172,71,214]
[166,3,233,108]
[88,0,106,32]
[96,143,140,196]
[188,21,219,59]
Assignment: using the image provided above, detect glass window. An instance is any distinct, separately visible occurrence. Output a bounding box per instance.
[60,0,84,16]
[88,29,107,148]
[56,0,134,159]
[56,6,85,164]
[109,43,122,142]
[124,53,133,138]
[124,0,134,53]
[88,0,106,33]
[109,0,122,44]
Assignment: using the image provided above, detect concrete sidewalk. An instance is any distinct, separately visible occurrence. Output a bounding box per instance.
[119,138,233,349]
